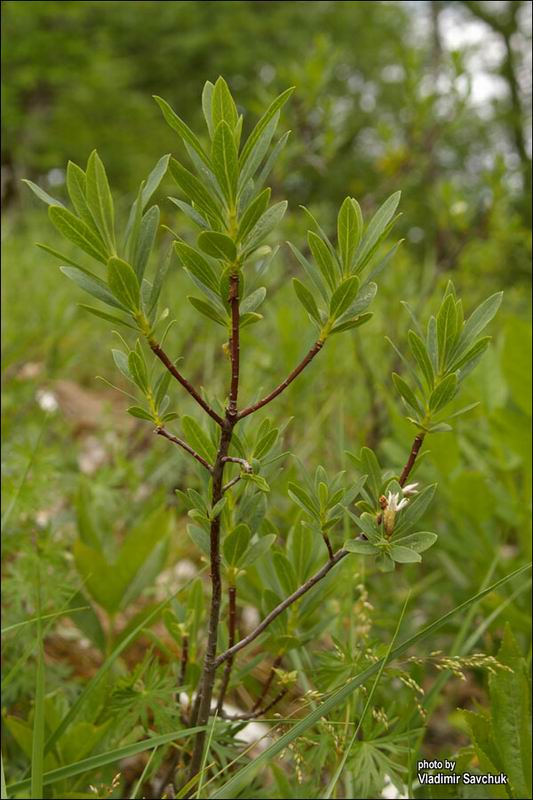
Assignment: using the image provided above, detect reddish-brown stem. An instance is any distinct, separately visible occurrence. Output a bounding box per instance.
[155,427,213,472]
[149,340,224,426]
[322,531,334,560]
[179,635,189,687]
[218,688,288,721]
[228,272,240,420]
[252,654,283,712]
[398,432,426,486]
[216,585,237,713]
[237,339,324,420]
[215,548,349,668]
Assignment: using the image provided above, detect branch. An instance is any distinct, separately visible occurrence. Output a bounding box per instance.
[237,339,324,420]
[221,456,252,472]
[222,475,242,494]
[398,432,426,487]
[228,273,240,420]
[215,548,349,668]
[149,340,224,426]
[218,689,287,721]
[155,427,213,472]
[216,585,237,713]
[252,654,283,712]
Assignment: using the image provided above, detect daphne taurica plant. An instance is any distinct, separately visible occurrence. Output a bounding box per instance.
[24,77,502,788]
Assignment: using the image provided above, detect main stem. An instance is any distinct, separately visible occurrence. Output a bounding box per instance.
[188,271,240,780]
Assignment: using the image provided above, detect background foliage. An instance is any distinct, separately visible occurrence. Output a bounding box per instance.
[1,1,531,798]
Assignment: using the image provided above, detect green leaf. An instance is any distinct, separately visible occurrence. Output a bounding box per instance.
[22,178,65,208]
[212,120,239,204]
[78,304,137,330]
[408,330,434,391]
[273,552,297,595]
[107,256,140,311]
[173,240,220,295]
[141,154,171,208]
[112,349,131,379]
[343,540,379,555]
[65,162,94,226]
[60,266,124,309]
[188,525,211,557]
[393,484,436,536]
[287,241,329,303]
[211,76,238,130]
[453,292,503,360]
[337,197,363,274]
[85,150,115,251]
[48,206,108,264]
[223,524,251,567]
[390,545,422,563]
[360,447,382,502]
[244,473,270,493]
[308,231,336,290]
[330,312,373,335]
[238,112,279,191]
[169,159,224,225]
[197,231,237,262]
[181,416,217,463]
[288,482,319,518]
[202,80,215,138]
[293,279,321,324]
[132,205,159,281]
[355,191,401,271]
[241,201,287,254]
[394,531,437,552]
[392,373,422,415]
[188,296,227,326]
[153,95,210,167]
[211,564,532,798]
[426,315,438,371]
[253,428,279,460]
[241,534,276,567]
[127,350,148,393]
[239,87,294,173]
[429,373,458,413]
[329,276,360,320]
[127,406,153,421]
[9,727,204,794]
[240,287,266,315]
[449,337,491,374]
[238,188,271,242]
[168,197,208,229]
[436,294,458,369]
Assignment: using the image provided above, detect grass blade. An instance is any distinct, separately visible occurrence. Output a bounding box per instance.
[211,562,531,798]
[129,746,158,799]
[30,567,45,799]
[196,712,218,799]
[1,752,8,800]
[1,606,89,635]
[7,728,204,794]
[323,593,410,798]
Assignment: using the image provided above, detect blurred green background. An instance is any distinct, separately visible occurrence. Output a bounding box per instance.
[1,0,531,772]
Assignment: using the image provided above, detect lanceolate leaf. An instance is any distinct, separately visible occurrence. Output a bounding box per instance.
[239,87,294,172]
[242,202,287,254]
[293,279,321,324]
[169,159,224,225]
[337,197,363,274]
[66,161,94,226]
[197,231,237,262]
[173,241,220,295]
[223,524,251,567]
[85,150,116,251]
[452,291,503,360]
[329,276,360,320]
[308,231,336,290]
[355,191,401,271]
[238,188,271,242]
[132,205,160,281]
[429,373,458,412]
[154,95,210,167]
[408,330,434,391]
[22,179,65,208]
[392,373,422,415]
[48,206,108,264]
[212,121,239,205]
[107,256,140,311]
[211,76,238,131]
[60,266,125,310]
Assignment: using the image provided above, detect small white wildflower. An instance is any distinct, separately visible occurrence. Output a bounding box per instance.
[36,389,58,413]
[387,491,409,512]
[402,482,419,496]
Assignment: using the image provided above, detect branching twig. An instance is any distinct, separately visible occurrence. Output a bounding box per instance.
[218,689,288,721]
[237,339,324,420]
[149,340,224,426]
[252,654,283,712]
[221,456,252,472]
[222,475,242,494]
[398,432,425,486]
[155,427,213,472]
[215,548,349,668]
